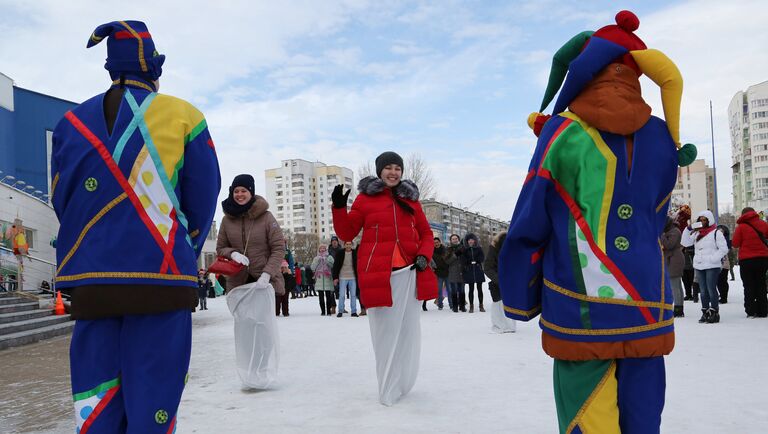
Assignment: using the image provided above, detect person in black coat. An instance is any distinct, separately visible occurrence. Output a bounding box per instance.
[332,241,366,316]
[197,269,212,310]
[432,237,450,310]
[461,233,486,313]
[278,261,294,316]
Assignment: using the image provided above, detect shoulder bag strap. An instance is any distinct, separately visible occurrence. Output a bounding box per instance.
[745,222,768,248]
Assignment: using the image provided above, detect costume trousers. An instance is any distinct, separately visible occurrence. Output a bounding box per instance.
[553,357,665,434]
[70,309,191,434]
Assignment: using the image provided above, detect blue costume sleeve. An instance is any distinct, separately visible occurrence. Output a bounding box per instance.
[498,129,557,321]
[179,120,221,257]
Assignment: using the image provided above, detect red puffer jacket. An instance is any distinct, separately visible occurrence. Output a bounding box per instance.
[733,210,768,260]
[332,177,437,308]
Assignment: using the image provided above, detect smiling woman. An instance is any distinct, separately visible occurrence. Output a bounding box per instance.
[331,150,437,406]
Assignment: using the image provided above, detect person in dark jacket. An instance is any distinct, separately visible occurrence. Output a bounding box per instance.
[461,233,486,313]
[304,264,316,296]
[661,217,685,317]
[197,269,212,311]
[328,235,343,300]
[332,241,360,317]
[716,225,732,303]
[732,207,768,317]
[446,234,465,312]
[278,260,294,316]
[432,237,450,310]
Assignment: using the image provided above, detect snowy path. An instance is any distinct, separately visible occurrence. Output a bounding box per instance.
[179,276,768,433]
[3,274,766,433]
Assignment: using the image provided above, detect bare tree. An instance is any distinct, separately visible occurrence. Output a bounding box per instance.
[284,230,321,265]
[356,152,437,199]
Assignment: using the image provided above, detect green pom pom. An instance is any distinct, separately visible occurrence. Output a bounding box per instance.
[678,143,697,167]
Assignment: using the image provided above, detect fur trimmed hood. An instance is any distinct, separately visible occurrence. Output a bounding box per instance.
[358,176,420,201]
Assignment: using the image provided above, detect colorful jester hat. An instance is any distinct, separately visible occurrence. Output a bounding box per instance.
[87,21,165,84]
[528,10,697,167]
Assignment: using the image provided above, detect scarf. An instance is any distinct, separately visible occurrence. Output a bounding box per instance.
[222,196,255,217]
[314,253,332,278]
[696,225,717,241]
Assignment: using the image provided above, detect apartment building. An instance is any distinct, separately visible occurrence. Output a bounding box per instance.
[670,159,715,216]
[265,159,355,239]
[421,199,509,245]
[730,80,768,212]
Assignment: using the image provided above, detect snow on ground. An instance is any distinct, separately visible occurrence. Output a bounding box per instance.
[14,272,768,433]
[177,274,768,434]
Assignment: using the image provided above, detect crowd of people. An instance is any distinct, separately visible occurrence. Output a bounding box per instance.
[663,204,768,323]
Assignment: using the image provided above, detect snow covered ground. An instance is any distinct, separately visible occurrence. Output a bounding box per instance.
[9,273,767,433]
[177,275,768,434]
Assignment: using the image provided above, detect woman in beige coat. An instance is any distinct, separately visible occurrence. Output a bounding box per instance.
[216,174,285,295]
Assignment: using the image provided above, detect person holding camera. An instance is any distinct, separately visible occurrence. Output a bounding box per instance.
[681,210,729,323]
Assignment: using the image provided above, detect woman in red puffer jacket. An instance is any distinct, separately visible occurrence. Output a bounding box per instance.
[732,207,768,317]
[331,152,437,308]
[331,151,437,407]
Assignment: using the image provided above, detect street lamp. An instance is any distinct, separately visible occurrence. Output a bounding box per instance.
[24,185,35,192]
[0,175,15,184]
[11,180,25,189]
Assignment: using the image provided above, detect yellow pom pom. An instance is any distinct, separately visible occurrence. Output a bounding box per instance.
[527,112,543,130]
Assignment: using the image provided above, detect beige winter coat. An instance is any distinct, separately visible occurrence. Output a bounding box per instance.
[216,196,286,294]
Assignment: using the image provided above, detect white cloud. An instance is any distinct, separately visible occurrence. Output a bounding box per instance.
[641,0,768,212]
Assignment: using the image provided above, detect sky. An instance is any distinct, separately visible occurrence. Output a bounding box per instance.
[1,0,767,221]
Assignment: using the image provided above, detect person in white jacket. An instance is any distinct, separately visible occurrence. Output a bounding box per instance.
[681,210,729,323]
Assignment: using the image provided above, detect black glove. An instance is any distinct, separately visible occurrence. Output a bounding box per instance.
[331,184,351,208]
[411,255,428,272]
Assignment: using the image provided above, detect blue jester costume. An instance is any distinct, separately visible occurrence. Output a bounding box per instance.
[499,11,696,434]
[51,21,220,433]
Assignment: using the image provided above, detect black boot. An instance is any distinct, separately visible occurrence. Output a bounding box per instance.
[674,306,684,318]
[707,308,720,323]
[698,308,709,323]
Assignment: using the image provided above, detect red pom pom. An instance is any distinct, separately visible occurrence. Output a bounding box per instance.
[615,10,639,32]
[533,114,551,137]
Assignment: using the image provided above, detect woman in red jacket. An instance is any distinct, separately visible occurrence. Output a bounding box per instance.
[732,207,768,317]
[332,151,437,406]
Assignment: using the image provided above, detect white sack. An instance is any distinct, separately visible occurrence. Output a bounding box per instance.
[226,281,280,389]
[491,300,516,333]
[367,267,421,406]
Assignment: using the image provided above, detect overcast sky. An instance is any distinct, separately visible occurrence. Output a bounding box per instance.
[2,0,766,221]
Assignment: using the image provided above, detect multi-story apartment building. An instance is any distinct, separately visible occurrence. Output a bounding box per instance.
[730,80,768,212]
[265,159,355,239]
[421,199,509,246]
[670,159,715,216]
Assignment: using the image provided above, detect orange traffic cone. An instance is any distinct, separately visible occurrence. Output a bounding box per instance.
[54,291,66,315]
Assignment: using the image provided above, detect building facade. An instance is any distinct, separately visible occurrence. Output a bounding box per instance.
[421,199,509,246]
[265,159,355,240]
[670,159,715,217]
[0,72,77,199]
[730,80,768,212]
[0,73,76,290]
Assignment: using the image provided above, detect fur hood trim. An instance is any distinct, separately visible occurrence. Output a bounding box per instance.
[357,176,420,201]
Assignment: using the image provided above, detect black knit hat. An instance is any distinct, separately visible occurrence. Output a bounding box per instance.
[375,151,404,178]
[230,174,255,196]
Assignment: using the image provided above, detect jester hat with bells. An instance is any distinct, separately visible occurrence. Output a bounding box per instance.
[528,10,697,167]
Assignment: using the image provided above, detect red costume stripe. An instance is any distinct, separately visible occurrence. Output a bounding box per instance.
[537,169,656,324]
[538,118,573,170]
[160,210,181,274]
[166,416,176,434]
[80,386,119,434]
[523,168,535,185]
[64,112,179,273]
[207,138,216,151]
[114,30,152,39]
